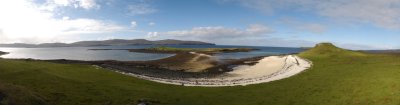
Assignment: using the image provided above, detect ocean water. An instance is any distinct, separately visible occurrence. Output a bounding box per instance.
[0,45,305,61]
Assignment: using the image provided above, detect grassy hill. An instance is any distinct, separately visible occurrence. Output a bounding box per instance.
[1,43,400,104]
[299,43,366,57]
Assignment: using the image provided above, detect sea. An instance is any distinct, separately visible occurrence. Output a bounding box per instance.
[0,45,305,61]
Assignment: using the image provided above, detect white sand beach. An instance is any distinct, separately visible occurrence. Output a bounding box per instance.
[118,55,312,87]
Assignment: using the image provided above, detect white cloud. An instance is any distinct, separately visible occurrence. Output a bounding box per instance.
[245,24,274,35]
[60,18,126,34]
[148,22,155,26]
[0,29,9,42]
[165,24,274,39]
[299,23,326,34]
[280,18,326,34]
[146,32,158,38]
[146,24,275,46]
[53,0,74,6]
[127,2,157,15]
[131,21,137,28]
[62,16,70,20]
[336,43,384,50]
[0,0,126,43]
[224,0,400,30]
[45,0,99,10]
[227,37,316,48]
[77,0,99,9]
[221,0,276,14]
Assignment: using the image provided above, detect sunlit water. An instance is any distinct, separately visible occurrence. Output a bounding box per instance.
[0,45,305,61]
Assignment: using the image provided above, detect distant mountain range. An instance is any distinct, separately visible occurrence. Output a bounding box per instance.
[363,49,400,53]
[0,39,215,48]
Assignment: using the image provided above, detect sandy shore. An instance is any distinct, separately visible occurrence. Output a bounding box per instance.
[117,55,311,87]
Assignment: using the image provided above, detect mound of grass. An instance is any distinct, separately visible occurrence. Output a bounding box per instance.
[299,43,366,58]
[0,83,46,105]
[0,43,399,104]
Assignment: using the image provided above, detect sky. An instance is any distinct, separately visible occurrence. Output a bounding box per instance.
[0,0,399,50]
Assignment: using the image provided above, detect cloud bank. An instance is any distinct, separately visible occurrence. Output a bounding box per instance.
[127,1,157,15]
[164,24,274,39]
[0,0,127,43]
[224,0,400,30]
[45,0,100,10]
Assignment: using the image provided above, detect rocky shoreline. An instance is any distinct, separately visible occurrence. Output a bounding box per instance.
[0,51,9,56]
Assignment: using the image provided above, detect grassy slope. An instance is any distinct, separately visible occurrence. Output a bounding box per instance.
[0,43,400,104]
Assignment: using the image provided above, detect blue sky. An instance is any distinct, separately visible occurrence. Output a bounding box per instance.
[0,0,399,50]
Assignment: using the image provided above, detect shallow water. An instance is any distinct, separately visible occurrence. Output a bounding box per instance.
[0,45,305,61]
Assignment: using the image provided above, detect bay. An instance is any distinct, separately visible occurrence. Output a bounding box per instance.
[0,45,305,61]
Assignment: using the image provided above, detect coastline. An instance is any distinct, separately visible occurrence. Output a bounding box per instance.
[0,49,311,87]
[112,55,312,87]
[3,51,265,78]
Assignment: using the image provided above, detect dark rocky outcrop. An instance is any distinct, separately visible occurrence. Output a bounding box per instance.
[0,51,8,56]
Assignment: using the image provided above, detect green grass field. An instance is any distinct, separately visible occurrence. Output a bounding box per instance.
[1,43,400,105]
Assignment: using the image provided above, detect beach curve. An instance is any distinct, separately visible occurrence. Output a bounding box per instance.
[117,55,312,87]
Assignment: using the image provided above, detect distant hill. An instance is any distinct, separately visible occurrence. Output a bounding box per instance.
[0,39,215,48]
[299,43,366,57]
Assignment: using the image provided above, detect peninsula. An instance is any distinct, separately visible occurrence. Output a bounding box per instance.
[0,51,8,56]
[90,46,259,72]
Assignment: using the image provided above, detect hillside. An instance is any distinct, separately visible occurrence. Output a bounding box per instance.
[0,39,215,48]
[299,42,366,57]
